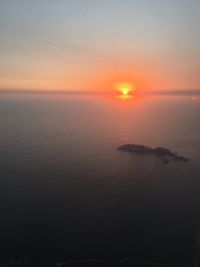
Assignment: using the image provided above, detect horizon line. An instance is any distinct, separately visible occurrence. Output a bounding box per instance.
[0,88,200,96]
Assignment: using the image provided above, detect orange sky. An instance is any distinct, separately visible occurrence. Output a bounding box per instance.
[0,1,199,94]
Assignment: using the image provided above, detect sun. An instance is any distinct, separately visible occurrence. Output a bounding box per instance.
[122,88,129,95]
[115,82,136,95]
[113,82,136,101]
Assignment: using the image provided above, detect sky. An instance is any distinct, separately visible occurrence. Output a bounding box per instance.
[0,0,200,93]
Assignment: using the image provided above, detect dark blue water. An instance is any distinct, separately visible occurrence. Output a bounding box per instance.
[0,94,200,264]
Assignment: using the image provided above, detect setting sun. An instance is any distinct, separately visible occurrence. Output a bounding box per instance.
[115,82,136,96]
[113,82,136,101]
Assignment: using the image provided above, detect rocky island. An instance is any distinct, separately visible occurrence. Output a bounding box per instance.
[118,144,190,163]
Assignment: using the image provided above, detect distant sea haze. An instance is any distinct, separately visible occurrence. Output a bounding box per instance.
[0,93,200,264]
[0,88,200,96]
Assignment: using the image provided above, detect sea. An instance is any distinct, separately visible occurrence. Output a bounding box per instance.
[0,93,200,265]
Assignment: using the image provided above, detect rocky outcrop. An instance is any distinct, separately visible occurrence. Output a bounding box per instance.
[118,144,190,163]
[153,147,174,156]
[118,144,153,153]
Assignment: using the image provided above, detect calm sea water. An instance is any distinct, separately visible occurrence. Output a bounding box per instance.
[0,94,200,264]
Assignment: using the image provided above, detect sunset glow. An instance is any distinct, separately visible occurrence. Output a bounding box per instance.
[0,1,199,94]
[117,94,134,102]
[0,1,200,263]
[115,83,136,96]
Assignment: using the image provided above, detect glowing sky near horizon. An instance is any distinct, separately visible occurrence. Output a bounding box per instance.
[0,0,200,92]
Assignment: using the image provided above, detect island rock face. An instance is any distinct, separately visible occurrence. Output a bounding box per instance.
[118,144,189,162]
[118,144,153,153]
[153,147,174,156]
